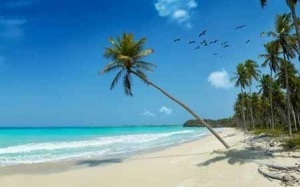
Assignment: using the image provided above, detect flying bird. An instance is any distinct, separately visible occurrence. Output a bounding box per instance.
[213,53,219,56]
[246,40,250,44]
[199,30,207,37]
[189,40,196,44]
[200,40,207,45]
[210,40,218,44]
[174,38,180,42]
[235,25,246,30]
[223,44,230,48]
[195,46,201,50]
[221,41,228,45]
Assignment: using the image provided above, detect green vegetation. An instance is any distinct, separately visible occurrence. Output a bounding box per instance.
[232,13,300,138]
[101,33,229,148]
[253,128,286,137]
[230,2,300,149]
[183,118,234,128]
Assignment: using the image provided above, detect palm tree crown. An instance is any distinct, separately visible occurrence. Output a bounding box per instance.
[245,59,260,84]
[232,63,249,89]
[101,33,155,96]
[260,41,282,74]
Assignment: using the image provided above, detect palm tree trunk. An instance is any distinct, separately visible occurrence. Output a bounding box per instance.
[240,88,247,130]
[270,70,275,131]
[249,86,255,129]
[288,1,300,52]
[131,71,230,149]
[283,54,292,136]
[290,101,298,131]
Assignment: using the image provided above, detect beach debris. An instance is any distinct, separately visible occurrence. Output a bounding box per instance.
[258,164,300,186]
[199,30,207,37]
[235,24,246,30]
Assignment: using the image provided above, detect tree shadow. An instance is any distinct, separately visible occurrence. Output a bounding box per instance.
[197,149,270,167]
[76,158,123,167]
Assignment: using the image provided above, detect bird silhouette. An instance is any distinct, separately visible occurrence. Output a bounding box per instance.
[174,38,180,42]
[223,44,230,48]
[213,53,219,56]
[210,40,218,44]
[221,41,228,45]
[200,40,207,45]
[235,25,246,30]
[199,30,207,37]
[246,40,250,44]
[189,40,196,44]
[195,46,201,50]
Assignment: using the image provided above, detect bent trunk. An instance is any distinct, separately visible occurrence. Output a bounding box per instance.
[131,71,230,149]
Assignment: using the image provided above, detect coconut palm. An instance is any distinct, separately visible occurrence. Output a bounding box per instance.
[267,13,298,136]
[260,0,300,51]
[245,60,260,129]
[232,63,249,130]
[259,41,282,130]
[101,33,229,148]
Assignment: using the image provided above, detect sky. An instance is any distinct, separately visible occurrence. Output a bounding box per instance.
[0,0,296,126]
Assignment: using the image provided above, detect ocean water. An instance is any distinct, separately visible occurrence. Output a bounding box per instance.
[0,126,211,167]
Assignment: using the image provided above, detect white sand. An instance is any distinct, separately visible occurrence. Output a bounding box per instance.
[0,128,292,187]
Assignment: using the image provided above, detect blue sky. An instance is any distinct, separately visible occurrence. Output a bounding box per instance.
[0,0,295,126]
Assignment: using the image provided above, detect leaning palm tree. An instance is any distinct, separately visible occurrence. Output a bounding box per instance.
[260,0,300,51]
[244,59,260,129]
[259,41,282,130]
[232,63,249,130]
[100,33,229,148]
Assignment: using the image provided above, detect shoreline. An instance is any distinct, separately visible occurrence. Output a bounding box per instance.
[0,128,220,175]
[0,128,290,187]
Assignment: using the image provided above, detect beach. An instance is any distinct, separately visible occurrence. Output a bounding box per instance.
[0,128,294,187]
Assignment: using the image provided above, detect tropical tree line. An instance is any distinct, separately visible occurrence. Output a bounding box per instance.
[232,12,300,137]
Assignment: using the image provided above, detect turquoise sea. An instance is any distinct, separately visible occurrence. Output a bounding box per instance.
[0,126,212,166]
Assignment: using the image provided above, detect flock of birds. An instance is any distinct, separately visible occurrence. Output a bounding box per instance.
[173,24,251,57]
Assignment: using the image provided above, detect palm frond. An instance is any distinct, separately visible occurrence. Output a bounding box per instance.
[134,49,154,59]
[110,69,124,90]
[123,72,133,96]
[101,32,156,96]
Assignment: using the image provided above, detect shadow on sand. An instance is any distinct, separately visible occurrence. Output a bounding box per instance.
[197,148,270,167]
[76,158,123,167]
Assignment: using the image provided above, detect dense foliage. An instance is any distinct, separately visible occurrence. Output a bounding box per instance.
[232,12,300,137]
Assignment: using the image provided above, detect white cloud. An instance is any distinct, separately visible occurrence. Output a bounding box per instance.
[0,18,27,39]
[159,106,173,116]
[154,0,197,27]
[208,69,233,89]
[140,109,156,117]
